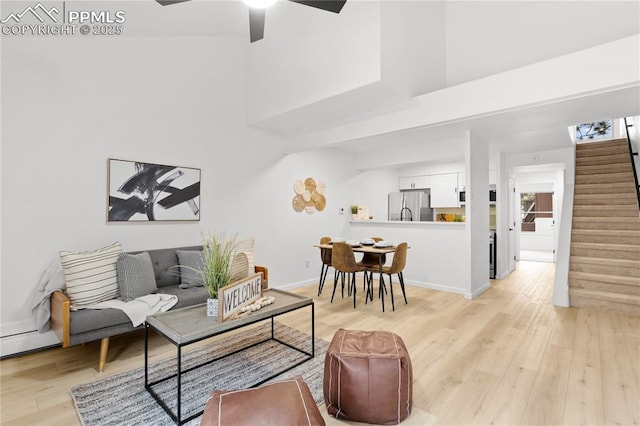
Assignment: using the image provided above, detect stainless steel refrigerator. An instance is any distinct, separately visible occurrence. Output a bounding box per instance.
[388,190,434,221]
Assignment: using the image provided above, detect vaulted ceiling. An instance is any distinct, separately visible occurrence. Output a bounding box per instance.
[143,1,640,162]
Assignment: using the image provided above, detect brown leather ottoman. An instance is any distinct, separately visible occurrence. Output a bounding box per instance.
[200,375,325,426]
[324,329,412,425]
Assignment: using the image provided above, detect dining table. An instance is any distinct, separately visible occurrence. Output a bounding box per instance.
[314,242,400,311]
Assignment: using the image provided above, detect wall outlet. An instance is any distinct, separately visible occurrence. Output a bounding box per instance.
[305,260,310,268]
[339,207,344,215]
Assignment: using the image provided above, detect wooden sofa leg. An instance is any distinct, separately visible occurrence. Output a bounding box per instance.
[98,337,110,372]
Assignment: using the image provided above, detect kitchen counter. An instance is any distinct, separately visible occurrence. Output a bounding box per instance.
[350,220,465,227]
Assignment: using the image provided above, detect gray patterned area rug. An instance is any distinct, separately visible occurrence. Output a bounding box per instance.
[71,322,328,426]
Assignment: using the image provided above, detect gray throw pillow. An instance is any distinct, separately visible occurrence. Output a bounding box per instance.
[116,252,157,302]
[176,250,205,288]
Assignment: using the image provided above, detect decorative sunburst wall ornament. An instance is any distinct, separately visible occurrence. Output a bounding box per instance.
[292,177,326,214]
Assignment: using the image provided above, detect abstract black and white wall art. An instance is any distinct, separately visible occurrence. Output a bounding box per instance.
[108,159,201,222]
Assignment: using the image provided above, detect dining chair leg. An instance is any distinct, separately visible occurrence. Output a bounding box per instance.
[351,272,357,309]
[318,263,327,296]
[364,271,373,304]
[389,274,396,311]
[379,274,386,312]
[330,272,339,303]
[399,272,408,304]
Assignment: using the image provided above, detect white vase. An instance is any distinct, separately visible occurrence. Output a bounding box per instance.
[206,298,218,317]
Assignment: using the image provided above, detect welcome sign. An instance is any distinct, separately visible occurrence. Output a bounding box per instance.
[218,273,263,322]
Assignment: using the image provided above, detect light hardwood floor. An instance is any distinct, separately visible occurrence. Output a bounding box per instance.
[1,261,639,425]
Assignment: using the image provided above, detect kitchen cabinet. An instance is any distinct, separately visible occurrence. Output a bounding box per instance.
[457,172,465,190]
[398,175,430,190]
[430,173,459,207]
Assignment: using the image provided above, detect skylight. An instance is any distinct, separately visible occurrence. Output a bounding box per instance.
[575,120,613,141]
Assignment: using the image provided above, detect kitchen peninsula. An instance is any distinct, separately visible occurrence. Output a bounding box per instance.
[344,219,471,297]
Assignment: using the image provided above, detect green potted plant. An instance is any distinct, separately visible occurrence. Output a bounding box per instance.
[196,231,238,317]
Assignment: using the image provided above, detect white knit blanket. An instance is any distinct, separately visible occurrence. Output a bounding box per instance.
[86,294,178,327]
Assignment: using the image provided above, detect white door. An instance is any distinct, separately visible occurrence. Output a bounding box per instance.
[508,177,516,272]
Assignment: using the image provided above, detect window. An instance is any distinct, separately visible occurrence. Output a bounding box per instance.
[521,192,553,232]
[575,120,613,141]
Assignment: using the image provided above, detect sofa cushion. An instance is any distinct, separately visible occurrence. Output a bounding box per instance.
[68,284,209,334]
[176,250,204,287]
[60,242,122,310]
[117,252,157,302]
[131,245,201,288]
[156,285,209,310]
[69,305,131,335]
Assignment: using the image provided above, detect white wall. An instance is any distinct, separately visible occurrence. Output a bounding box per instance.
[465,131,490,298]
[0,35,362,354]
[445,1,640,86]
[346,222,469,295]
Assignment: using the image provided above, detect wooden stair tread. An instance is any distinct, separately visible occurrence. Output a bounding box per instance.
[576,139,628,151]
[575,171,634,179]
[573,204,637,210]
[572,229,640,237]
[575,164,631,174]
[573,194,637,205]
[574,184,636,194]
[569,288,640,306]
[576,153,632,166]
[576,138,627,148]
[572,217,640,223]
[571,241,640,251]
[570,256,640,268]
[569,270,640,286]
[576,147,628,158]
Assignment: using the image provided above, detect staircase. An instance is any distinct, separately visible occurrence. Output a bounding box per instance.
[569,138,640,316]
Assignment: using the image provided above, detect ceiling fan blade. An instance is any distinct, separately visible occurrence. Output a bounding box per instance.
[249,8,266,42]
[287,0,347,14]
[156,0,191,6]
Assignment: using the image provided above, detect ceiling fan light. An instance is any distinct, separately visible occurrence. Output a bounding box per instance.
[244,0,276,9]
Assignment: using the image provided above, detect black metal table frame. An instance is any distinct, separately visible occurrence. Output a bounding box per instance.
[144,302,315,425]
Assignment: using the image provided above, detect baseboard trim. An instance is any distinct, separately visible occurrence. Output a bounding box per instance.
[1,330,61,358]
[276,278,477,299]
[403,280,467,296]
[465,282,491,300]
[277,279,317,291]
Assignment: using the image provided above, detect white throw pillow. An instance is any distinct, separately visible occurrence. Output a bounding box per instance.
[235,238,255,276]
[59,242,122,309]
[230,252,249,283]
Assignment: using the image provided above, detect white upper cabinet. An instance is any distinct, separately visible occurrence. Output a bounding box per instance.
[489,170,497,186]
[430,173,459,207]
[398,175,430,190]
[457,172,466,190]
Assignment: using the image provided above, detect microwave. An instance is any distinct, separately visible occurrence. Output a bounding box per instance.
[459,188,496,205]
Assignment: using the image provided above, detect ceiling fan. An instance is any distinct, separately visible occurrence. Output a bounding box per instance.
[156,0,347,43]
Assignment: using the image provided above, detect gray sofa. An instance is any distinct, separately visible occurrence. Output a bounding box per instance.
[51,245,268,371]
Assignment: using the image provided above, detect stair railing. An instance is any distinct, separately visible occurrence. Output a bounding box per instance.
[623,117,640,212]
